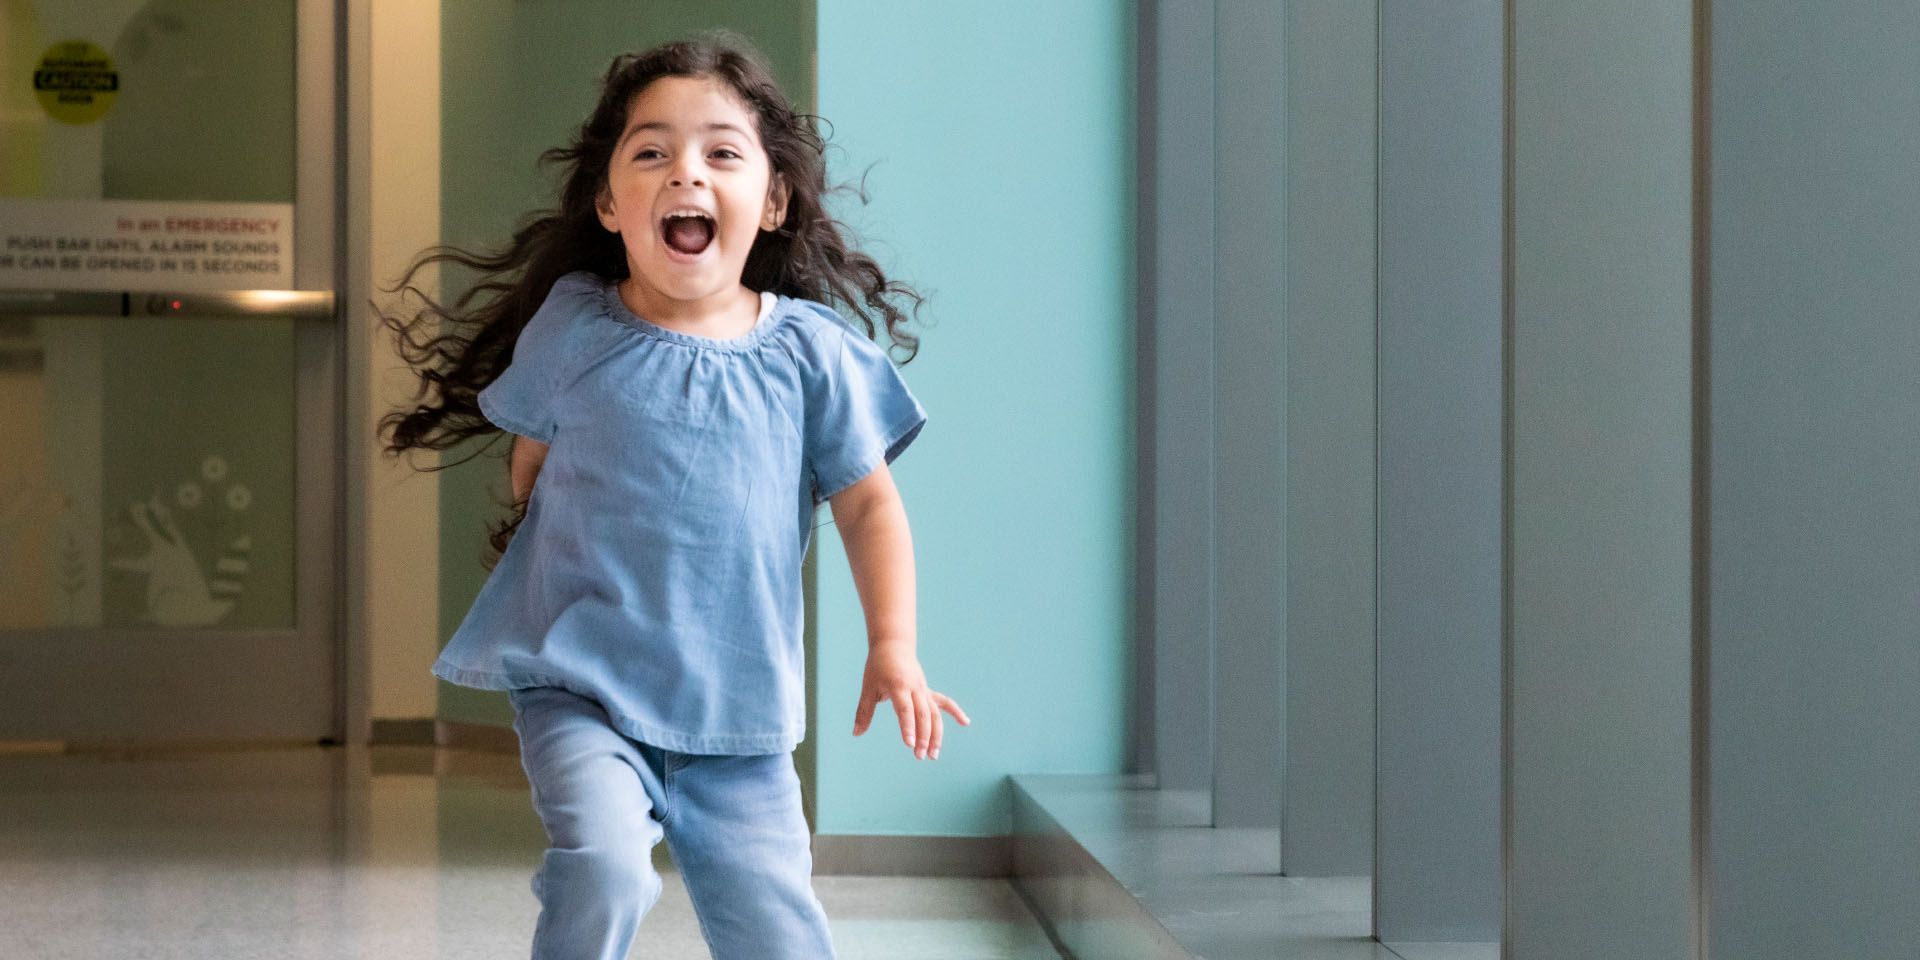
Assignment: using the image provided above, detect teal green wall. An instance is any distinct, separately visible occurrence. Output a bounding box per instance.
[435,2,815,728]
[813,1,1136,836]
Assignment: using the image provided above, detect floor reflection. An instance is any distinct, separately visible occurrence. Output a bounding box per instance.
[0,744,1060,960]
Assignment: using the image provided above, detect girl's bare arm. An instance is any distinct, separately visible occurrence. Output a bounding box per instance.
[830,462,969,758]
[510,434,549,504]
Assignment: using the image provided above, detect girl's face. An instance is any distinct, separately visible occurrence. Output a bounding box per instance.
[595,75,789,314]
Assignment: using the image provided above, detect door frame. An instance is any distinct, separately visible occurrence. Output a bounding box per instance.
[297,0,347,743]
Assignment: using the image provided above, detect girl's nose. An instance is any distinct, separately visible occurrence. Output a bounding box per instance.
[668,169,707,188]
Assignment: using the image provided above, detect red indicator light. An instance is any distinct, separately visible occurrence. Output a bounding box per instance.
[171,300,181,309]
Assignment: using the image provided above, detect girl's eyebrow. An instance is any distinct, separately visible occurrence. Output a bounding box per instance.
[621,120,757,143]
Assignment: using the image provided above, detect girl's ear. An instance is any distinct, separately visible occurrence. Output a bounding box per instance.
[594,185,621,233]
[760,173,791,232]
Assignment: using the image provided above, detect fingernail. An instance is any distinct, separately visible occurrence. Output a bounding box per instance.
[932,749,940,759]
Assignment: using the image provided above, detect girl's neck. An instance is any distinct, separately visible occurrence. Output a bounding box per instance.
[615,279,762,339]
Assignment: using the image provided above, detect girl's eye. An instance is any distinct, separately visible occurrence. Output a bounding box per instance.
[711,149,742,160]
[634,148,664,160]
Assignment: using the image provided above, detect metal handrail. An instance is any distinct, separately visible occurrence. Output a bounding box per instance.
[0,289,335,319]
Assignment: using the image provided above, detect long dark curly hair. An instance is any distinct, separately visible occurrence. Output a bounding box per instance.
[378,33,924,565]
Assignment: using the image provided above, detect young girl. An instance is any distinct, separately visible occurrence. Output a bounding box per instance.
[380,36,968,960]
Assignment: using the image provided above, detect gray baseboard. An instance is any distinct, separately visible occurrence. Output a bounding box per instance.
[367,717,436,746]
[434,719,519,753]
[810,834,1012,877]
[368,718,519,754]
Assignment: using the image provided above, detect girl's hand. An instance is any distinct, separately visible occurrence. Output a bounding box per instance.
[853,644,970,759]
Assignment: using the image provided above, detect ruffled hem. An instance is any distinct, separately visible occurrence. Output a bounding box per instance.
[431,660,804,755]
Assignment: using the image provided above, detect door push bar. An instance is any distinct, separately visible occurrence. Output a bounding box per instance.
[0,289,335,319]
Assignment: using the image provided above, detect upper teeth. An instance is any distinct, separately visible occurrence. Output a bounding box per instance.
[664,209,712,220]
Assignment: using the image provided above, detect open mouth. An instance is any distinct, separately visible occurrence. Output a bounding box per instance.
[661,211,716,257]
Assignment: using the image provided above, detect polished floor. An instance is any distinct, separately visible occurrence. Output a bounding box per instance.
[0,745,1061,960]
[1012,774,1498,960]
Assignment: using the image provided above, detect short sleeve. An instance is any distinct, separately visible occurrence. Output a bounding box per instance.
[475,272,596,444]
[803,315,928,503]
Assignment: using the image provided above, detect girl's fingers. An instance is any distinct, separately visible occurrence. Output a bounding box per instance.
[879,686,967,757]
[853,690,877,735]
[919,691,935,758]
[909,689,926,758]
[894,689,916,751]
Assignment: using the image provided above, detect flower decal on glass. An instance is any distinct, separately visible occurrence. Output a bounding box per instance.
[108,452,256,627]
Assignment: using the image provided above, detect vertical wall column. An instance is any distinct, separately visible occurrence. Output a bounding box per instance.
[359,0,443,733]
[1375,0,1503,940]
[1505,1,1697,957]
[1280,0,1378,877]
[1707,2,1920,956]
[1144,0,1217,795]
[1210,0,1287,832]
[1208,1,1380,868]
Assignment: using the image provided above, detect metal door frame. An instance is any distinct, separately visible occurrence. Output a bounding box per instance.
[295,0,345,744]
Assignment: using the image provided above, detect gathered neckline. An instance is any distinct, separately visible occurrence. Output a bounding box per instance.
[596,281,783,352]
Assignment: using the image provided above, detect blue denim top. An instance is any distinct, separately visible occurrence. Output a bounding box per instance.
[432,271,926,754]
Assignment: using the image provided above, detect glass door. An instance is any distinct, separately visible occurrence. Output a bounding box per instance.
[0,0,339,741]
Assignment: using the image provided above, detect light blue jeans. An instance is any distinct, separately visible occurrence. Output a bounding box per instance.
[508,686,837,960]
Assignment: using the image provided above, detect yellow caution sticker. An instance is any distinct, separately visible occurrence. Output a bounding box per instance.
[34,40,119,126]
